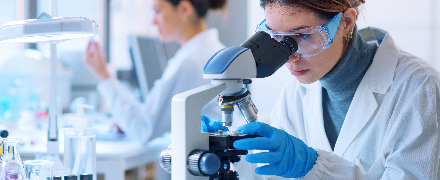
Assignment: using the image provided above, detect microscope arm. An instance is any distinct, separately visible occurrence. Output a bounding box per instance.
[164,31,298,180]
[171,82,227,180]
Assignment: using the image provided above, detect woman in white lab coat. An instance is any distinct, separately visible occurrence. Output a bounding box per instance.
[231,0,440,179]
[84,0,227,144]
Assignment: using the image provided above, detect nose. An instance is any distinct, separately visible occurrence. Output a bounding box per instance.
[288,54,301,62]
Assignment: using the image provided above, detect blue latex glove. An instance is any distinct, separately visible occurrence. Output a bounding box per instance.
[201,114,229,133]
[169,115,229,147]
[233,122,318,178]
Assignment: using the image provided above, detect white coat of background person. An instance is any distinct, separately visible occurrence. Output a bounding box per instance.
[84,0,228,144]
[226,0,440,179]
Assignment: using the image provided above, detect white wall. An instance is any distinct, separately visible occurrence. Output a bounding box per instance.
[356,0,439,66]
[0,1,21,68]
[247,0,440,122]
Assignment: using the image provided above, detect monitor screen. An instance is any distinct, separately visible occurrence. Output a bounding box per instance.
[128,35,179,102]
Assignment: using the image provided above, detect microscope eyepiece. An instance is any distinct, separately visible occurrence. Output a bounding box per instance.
[279,36,298,55]
[239,31,299,78]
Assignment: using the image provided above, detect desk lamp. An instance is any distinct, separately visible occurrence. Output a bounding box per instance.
[0,0,98,167]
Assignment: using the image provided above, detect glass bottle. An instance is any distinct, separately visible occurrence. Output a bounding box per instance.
[0,138,25,180]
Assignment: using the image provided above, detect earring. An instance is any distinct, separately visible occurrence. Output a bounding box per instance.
[346,29,353,43]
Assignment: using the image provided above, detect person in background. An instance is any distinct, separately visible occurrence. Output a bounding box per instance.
[202,0,440,179]
[84,0,227,144]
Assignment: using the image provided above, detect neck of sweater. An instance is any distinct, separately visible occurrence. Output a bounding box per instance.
[319,26,378,150]
[319,27,377,96]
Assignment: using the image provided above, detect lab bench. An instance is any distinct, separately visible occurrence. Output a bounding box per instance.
[20,137,169,180]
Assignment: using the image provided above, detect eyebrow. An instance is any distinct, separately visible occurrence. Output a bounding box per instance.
[266,24,312,32]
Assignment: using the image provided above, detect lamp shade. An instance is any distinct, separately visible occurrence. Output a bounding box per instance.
[0,13,98,43]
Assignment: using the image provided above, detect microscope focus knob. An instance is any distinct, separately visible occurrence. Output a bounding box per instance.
[188,150,221,176]
[159,147,172,173]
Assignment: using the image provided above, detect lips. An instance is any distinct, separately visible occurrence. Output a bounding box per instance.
[290,69,309,76]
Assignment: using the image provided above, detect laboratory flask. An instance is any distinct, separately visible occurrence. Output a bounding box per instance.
[0,138,25,180]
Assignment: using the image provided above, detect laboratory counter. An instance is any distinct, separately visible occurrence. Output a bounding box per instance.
[20,134,169,180]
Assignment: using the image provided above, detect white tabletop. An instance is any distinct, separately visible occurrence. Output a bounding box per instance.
[20,134,169,180]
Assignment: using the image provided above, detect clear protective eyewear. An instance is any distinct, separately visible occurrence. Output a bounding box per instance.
[255,12,343,57]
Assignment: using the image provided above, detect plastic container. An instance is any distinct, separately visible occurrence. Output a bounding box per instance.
[63,104,96,180]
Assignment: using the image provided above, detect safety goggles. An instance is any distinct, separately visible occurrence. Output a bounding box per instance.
[255,12,343,57]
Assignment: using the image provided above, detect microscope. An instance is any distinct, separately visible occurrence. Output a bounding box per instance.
[160,31,298,180]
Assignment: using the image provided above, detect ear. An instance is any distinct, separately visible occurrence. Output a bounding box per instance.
[176,0,195,19]
[341,8,357,36]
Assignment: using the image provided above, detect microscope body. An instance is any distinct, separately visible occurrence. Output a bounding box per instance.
[167,31,298,180]
[171,82,227,180]
[171,49,257,180]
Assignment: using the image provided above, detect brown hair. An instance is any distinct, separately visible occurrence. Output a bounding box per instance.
[167,0,227,18]
[260,0,365,20]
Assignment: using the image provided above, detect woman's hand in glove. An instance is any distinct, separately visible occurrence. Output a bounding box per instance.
[233,122,318,178]
[169,114,229,147]
[201,114,229,133]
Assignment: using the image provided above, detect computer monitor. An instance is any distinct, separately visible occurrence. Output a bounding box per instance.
[128,35,179,102]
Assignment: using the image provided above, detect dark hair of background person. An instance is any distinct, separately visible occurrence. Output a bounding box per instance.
[166,0,227,18]
[260,0,365,20]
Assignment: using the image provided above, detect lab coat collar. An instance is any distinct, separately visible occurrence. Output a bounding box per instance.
[359,27,400,94]
[174,28,220,59]
[303,81,333,152]
[301,27,400,155]
[335,27,399,156]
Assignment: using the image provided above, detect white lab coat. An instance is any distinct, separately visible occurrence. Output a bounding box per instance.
[97,28,225,144]
[241,27,440,180]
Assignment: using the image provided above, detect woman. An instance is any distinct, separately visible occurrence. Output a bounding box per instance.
[231,0,440,179]
[84,0,227,144]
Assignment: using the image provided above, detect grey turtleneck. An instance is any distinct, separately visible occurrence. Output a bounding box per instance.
[319,26,378,150]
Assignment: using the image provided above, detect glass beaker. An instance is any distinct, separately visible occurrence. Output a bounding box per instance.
[0,138,25,180]
[23,160,54,180]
